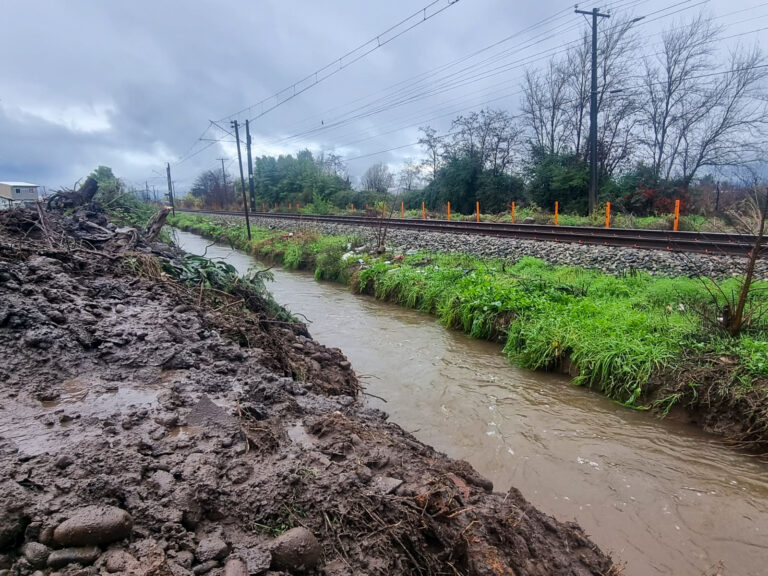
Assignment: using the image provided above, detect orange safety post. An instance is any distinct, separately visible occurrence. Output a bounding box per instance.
[297,202,300,211]
[382,202,386,217]
[673,199,680,231]
[554,201,559,225]
[447,201,451,221]
[511,201,516,223]
[605,201,611,228]
[401,201,404,218]
[261,203,265,212]
[476,201,480,222]
[289,203,292,211]
[421,201,426,220]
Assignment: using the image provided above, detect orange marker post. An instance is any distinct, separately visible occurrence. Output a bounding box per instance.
[261,203,265,212]
[350,203,354,213]
[554,201,559,226]
[421,201,426,220]
[673,199,680,231]
[382,202,386,217]
[297,202,300,211]
[401,201,404,218]
[511,201,516,224]
[447,201,451,221]
[274,203,278,211]
[605,201,611,228]
[289,203,292,211]
[476,201,480,222]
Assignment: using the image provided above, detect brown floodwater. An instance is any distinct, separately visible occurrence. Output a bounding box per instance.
[174,229,768,576]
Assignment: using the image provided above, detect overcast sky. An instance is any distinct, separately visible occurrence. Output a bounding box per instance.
[1,0,764,193]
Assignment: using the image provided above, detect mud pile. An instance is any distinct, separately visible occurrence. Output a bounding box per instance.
[0,206,616,575]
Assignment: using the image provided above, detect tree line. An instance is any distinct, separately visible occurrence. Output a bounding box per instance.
[182,15,766,217]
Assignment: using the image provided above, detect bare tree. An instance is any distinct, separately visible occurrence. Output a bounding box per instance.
[398,160,423,192]
[361,162,394,194]
[418,126,444,180]
[677,46,768,188]
[639,15,720,183]
[521,58,570,154]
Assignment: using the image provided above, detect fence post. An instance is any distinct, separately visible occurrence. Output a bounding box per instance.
[401,201,404,218]
[605,201,611,228]
[447,201,451,221]
[476,201,480,222]
[554,201,559,225]
[673,199,680,231]
[511,201,516,223]
[422,201,426,220]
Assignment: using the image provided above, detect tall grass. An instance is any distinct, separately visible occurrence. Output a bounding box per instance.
[169,214,767,406]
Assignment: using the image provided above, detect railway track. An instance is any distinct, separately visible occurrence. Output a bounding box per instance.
[177,208,766,256]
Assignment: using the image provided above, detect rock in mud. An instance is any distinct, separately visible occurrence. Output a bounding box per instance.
[223,557,248,576]
[47,546,100,568]
[270,527,322,572]
[0,513,26,550]
[21,542,50,568]
[195,535,228,562]
[52,505,133,547]
[102,549,140,573]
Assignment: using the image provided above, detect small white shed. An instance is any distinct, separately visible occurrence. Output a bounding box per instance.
[0,182,39,204]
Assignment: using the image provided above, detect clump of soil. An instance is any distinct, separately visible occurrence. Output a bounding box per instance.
[0,206,616,575]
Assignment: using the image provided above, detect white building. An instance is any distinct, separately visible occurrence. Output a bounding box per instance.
[0,182,39,205]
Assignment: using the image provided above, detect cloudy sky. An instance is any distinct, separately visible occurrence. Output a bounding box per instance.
[1,0,764,193]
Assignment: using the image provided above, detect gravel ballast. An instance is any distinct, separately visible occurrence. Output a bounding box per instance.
[204,214,768,279]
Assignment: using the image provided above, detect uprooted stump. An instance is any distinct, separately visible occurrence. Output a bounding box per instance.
[47,176,99,211]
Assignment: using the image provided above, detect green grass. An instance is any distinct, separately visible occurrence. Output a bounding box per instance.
[169,213,767,408]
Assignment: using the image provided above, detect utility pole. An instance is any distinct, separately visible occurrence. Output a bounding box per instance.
[230,120,252,240]
[144,181,150,203]
[575,6,609,213]
[165,162,176,216]
[245,120,256,211]
[217,157,228,192]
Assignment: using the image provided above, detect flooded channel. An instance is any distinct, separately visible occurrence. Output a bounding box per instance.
[174,229,768,576]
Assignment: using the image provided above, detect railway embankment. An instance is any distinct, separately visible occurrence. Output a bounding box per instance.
[194,211,768,280]
[0,205,616,575]
[170,213,768,452]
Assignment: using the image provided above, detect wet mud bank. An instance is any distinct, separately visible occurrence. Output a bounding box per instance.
[0,207,615,575]
[174,229,768,576]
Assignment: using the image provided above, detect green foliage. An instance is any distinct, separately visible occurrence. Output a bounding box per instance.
[525,148,589,214]
[170,214,767,407]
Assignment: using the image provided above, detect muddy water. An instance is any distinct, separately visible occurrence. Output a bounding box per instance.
[174,229,768,576]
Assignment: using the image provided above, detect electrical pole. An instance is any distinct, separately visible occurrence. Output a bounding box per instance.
[217,157,228,192]
[165,162,176,216]
[245,120,256,212]
[575,6,609,214]
[231,120,252,240]
[144,181,150,203]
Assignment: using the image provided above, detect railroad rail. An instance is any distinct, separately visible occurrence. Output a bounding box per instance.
[177,208,766,256]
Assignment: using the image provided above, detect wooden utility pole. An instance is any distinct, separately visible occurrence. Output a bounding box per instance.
[231,120,252,240]
[165,162,175,215]
[245,120,256,211]
[575,6,609,214]
[217,157,228,192]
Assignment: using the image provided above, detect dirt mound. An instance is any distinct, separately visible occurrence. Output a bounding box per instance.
[0,206,616,575]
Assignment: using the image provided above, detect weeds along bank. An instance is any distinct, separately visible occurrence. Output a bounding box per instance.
[170,213,768,451]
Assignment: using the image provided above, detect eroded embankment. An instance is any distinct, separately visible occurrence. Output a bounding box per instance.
[0,206,615,575]
[169,213,768,453]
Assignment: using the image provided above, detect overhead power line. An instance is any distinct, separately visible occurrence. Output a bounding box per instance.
[221,0,464,124]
